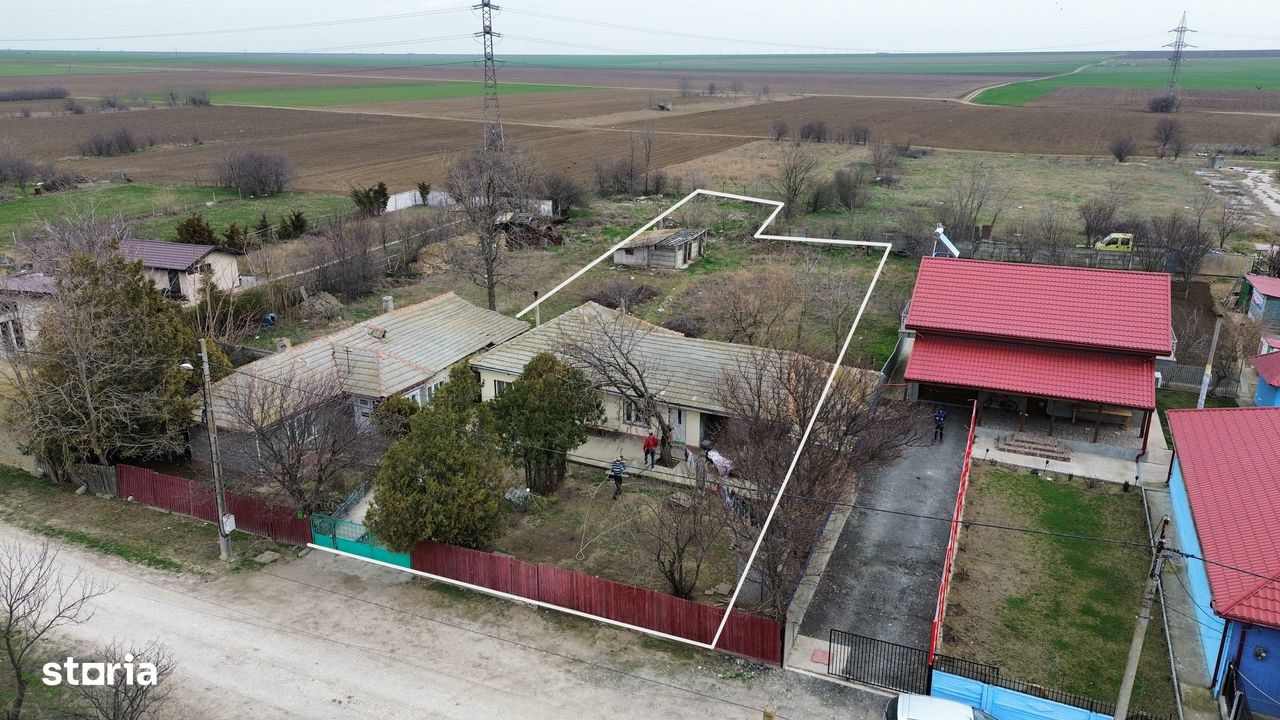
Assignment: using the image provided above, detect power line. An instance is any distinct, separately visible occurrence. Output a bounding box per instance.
[0,7,471,43]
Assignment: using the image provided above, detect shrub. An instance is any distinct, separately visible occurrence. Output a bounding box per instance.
[36,163,82,192]
[798,119,829,143]
[175,213,217,245]
[97,95,128,111]
[1270,125,1280,148]
[214,150,293,196]
[543,172,583,218]
[847,124,871,145]
[221,222,253,253]
[770,119,789,141]
[1147,93,1180,113]
[1108,135,1137,162]
[252,213,274,241]
[660,315,706,337]
[78,128,139,157]
[584,280,659,310]
[63,98,86,115]
[416,181,431,205]
[832,167,869,211]
[163,88,211,107]
[0,87,69,102]
[350,182,390,217]
[0,150,37,186]
[807,180,837,213]
[275,211,307,240]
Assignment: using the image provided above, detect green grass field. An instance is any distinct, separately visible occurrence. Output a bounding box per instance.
[0,184,348,243]
[0,62,153,77]
[205,80,591,108]
[0,50,1114,76]
[974,56,1280,105]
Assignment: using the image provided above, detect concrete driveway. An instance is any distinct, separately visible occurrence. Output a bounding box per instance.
[799,410,967,650]
[7,522,886,720]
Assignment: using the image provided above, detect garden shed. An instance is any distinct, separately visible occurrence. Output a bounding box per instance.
[613,227,708,270]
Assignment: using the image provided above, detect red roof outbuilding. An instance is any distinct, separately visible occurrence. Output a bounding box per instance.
[905,257,1172,355]
[1246,274,1280,299]
[1252,352,1280,388]
[1168,407,1280,628]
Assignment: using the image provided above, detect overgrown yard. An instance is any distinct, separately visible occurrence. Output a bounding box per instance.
[0,182,347,245]
[491,465,739,600]
[940,465,1176,717]
[0,465,289,574]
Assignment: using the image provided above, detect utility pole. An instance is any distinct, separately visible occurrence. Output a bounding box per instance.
[1196,314,1223,409]
[198,338,232,562]
[475,0,504,152]
[1114,515,1170,720]
[1164,11,1195,102]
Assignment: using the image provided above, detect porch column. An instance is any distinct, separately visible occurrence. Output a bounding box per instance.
[1092,404,1103,443]
[975,391,986,427]
[1048,400,1056,437]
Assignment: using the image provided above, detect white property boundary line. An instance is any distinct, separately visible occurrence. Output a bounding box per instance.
[517,188,893,652]
[307,190,893,663]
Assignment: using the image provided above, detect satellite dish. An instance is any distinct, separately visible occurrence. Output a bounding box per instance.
[933,224,960,258]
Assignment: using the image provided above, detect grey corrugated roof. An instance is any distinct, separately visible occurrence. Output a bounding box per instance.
[625,227,707,250]
[471,302,866,414]
[206,292,529,430]
[0,274,56,296]
[121,239,217,271]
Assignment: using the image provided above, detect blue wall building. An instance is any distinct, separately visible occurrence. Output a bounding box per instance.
[1252,353,1280,408]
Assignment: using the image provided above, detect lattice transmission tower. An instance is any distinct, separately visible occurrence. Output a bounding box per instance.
[475,0,504,151]
[1164,11,1195,100]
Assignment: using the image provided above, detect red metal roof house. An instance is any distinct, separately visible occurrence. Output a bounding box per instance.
[1166,407,1280,718]
[903,257,1172,456]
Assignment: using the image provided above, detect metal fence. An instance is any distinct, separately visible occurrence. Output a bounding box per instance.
[828,629,932,694]
[1223,663,1254,720]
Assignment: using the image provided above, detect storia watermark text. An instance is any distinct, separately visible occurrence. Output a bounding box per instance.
[42,655,160,686]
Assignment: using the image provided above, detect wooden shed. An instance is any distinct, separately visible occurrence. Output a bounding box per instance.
[613,228,708,270]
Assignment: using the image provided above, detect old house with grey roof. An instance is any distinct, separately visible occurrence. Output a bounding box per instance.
[195,292,528,472]
[121,239,241,306]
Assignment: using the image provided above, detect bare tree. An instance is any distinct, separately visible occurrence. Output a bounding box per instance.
[309,216,378,300]
[1212,194,1250,249]
[1077,196,1118,243]
[626,473,732,599]
[19,206,134,274]
[214,150,293,197]
[216,372,374,513]
[729,79,745,97]
[1153,118,1185,159]
[72,639,177,720]
[555,310,677,465]
[676,77,692,98]
[445,147,541,310]
[1123,216,1169,273]
[869,139,897,175]
[0,540,111,720]
[696,266,799,346]
[705,81,717,97]
[639,125,656,195]
[770,143,819,219]
[1109,135,1137,163]
[769,119,789,141]
[1157,211,1213,297]
[934,164,1012,245]
[713,348,920,620]
[1034,202,1075,265]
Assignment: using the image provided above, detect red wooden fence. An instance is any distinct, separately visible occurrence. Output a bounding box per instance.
[928,400,978,662]
[410,540,782,666]
[115,465,311,546]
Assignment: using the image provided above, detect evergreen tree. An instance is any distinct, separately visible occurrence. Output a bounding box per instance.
[365,365,503,551]
[491,353,602,494]
[175,213,216,245]
[253,212,274,241]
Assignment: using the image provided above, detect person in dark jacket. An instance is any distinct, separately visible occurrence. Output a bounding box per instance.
[934,406,947,442]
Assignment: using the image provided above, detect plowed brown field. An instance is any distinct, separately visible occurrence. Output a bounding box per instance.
[617,95,1272,154]
[0,105,749,192]
[1028,87,1280,113]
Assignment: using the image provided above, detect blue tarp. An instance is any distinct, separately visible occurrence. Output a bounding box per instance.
[932,670,1114,720]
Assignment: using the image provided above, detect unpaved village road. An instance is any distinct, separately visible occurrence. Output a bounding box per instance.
[4,524,885,719]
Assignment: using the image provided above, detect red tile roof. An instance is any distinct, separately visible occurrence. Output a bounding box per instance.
[1252,353,1280,387]
[905,334,1156,409]
[906,257,1172,355]
[1167,407,1280,628]
[1246,274,1280,299]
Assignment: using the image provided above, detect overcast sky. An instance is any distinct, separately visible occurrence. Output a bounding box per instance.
[4,0,1277,55]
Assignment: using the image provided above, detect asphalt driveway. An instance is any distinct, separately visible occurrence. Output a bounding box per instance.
[799,409,967,650]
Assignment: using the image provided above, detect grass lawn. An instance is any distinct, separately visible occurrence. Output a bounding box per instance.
[207,81,594,108]
[0,183,348,245]
[491,465,738,598]
[1155,389,1237,447]
[0,464,288,574]
[940,465,1176,717]
[975,56,1280,105]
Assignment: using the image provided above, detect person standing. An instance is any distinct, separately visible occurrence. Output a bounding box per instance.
[609,455,627,500]
[934,406,947,442]
[642,431,659,469]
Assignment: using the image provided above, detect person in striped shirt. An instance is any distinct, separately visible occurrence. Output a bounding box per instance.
[609,455,627,500]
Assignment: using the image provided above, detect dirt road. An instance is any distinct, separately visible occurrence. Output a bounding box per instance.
[7,523,884,719]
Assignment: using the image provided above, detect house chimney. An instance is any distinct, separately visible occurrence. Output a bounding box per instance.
[382,295,394,313]
[274,338,291,353]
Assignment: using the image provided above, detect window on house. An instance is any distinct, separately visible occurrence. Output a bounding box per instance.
[624,248,635,256]
[494,379,513,397]
[424,379,446,403]
[166,270,181,296]
[623,401,645,425]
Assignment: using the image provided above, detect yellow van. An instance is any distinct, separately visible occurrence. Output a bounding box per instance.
[1094,232,1134,252]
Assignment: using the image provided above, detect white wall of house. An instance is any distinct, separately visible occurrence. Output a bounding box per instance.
[477,367,703,445]
[144,252,242,306]
[0,295,50,346]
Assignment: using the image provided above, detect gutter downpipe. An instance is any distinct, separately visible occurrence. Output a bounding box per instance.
[1137,405,1154,461]
[1210,620,1231,690]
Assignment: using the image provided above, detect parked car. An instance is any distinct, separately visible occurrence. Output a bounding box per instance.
[884,694,998,720]
[1092,232,1134,252]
